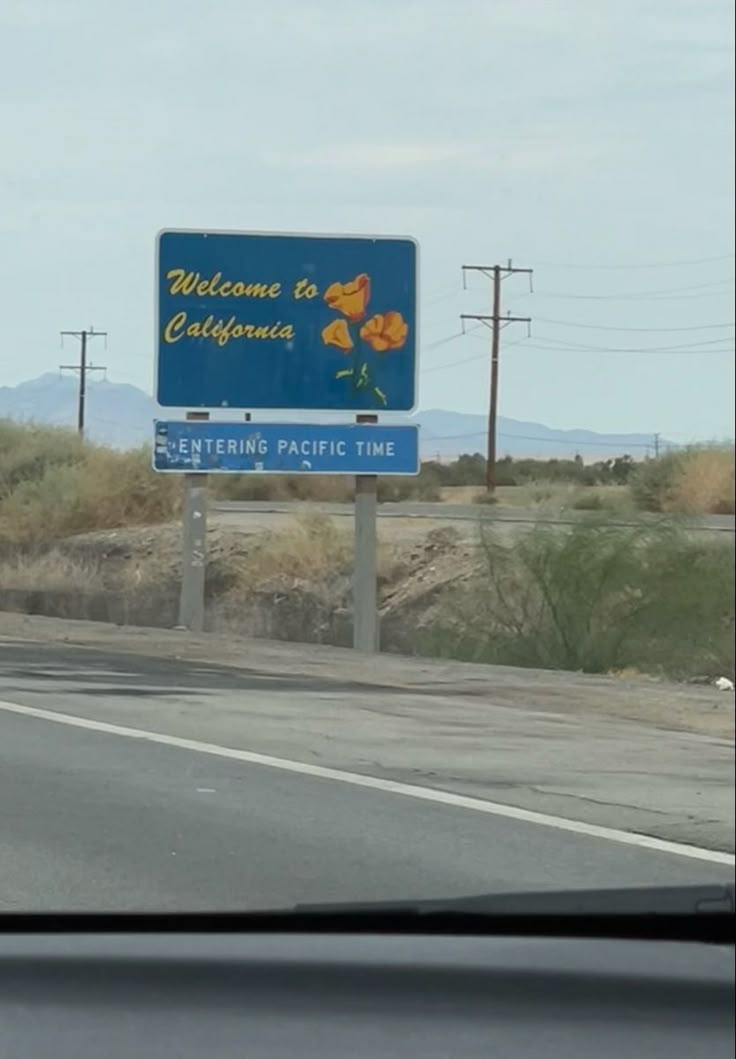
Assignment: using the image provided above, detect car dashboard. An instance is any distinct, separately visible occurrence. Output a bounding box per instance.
[1,931,733,1058]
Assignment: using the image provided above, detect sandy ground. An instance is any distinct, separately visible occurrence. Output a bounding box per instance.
[1,611,732,740]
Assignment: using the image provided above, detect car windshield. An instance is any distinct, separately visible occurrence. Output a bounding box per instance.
[0,0,733,915]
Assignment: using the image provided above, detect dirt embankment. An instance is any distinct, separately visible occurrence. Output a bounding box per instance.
[0,518,476,653]
[1,511,734,688]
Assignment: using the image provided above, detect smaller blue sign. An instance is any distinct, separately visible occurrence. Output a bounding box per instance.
[153,421,419,476]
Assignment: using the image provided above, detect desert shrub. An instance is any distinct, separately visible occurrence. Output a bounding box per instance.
[421,519,734,679]
[0,423,179,546]
[630,447,734,515]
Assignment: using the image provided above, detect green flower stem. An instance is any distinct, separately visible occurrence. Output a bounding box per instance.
[330,318,388,408]
[351,324,361,393]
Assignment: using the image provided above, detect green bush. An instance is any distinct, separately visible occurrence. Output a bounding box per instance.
[411,453,639,490]
[421,519,734,680]
[630,452,685,512]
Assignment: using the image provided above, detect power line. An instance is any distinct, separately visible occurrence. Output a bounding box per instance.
[522,334,735,353]
[425,281,458,300]
[422,323,486,354]
[424,288,460,307]
[423,331,467,351]
[87,414,126,427]
[422,333,734,375]
[420,311,734,359]
[504,344,734,356]
[532,254,735,270]
[533,316,735,333]
[422,337,529,374]
[423,351,487,374]
[463,332,734,355]
[424,428,666,450]
[516,279,734,301]
[629,290,736,302]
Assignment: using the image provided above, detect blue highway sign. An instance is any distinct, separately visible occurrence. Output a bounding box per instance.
[156,229,418,413]
[153,421,420,476]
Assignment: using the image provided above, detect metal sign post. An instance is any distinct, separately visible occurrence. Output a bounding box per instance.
[154,228,419,651]
[353,414,379,653]
[177,411,209,632]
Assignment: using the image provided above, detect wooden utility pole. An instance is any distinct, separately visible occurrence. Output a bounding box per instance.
[461,262,532,491]
[60,326,107,437]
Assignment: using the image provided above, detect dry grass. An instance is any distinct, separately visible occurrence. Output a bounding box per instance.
[630,446,735,515]
[0,421,180,547]
[207,512,404,647]
[439,486,486,504]
[481,482,633,513]
[237,511,353,583]
[447,483,583,508]
[226,511,400,587]
[569,486,634,513]
[0,550,103,592]
[670,448,735,515]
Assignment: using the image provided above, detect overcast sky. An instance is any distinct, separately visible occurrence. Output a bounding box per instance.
[1,0,733,440]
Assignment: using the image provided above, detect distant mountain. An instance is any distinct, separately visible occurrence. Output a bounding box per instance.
[0,373,154,451]
[0,374,668,459]
[417,408,665,460]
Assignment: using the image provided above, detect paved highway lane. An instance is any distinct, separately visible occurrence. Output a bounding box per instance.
[1,644,733,911]
[212,499,736,533]
[1,707,733,912]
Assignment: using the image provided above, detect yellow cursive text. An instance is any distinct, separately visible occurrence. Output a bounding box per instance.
[166,269,282,300]
[163,312,295,348]
[292,278,319,299]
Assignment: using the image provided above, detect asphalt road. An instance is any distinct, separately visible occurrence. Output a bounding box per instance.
[212,499,736,533]
[1,640,733,912]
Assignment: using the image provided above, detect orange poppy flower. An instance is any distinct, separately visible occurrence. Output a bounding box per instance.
[359,311,409,353]
[321,318,354,353]
[323,273,371,322]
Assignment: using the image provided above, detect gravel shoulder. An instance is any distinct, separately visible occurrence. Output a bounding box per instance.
[1,611,732,740]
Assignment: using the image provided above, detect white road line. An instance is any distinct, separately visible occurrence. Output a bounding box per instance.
[1,697,733,866]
